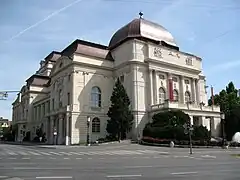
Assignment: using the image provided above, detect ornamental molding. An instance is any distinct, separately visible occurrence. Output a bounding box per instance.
[153,47,162,58]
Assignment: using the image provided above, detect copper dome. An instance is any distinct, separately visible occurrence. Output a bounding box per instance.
[109,18,177,49]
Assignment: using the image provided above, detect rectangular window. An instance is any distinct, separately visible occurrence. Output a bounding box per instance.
[47,101,50,113]
[67,93,70,105]
[43,104,45,116]
[120,75,124,83]
[52,99,55,110]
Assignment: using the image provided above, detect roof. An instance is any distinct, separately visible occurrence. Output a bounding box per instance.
[44,51,61,62]
[61,39,113,61]
[26,74,50,87]
[109,18,178,50]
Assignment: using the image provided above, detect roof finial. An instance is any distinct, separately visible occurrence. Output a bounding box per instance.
[139,11,143,19]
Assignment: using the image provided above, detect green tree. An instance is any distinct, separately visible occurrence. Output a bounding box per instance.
[208,82,240,140]
[106,78,133,140]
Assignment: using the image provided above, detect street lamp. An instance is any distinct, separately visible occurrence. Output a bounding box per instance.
[183,121,194,155]
[220,112,225,147]
[86,116,91,146]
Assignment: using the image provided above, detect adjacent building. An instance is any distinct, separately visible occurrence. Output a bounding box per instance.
[12,16,221,145]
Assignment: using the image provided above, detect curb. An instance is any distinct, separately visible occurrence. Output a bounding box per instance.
[140,141,230,149]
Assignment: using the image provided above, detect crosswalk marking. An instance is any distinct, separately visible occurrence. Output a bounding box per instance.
[0,149,169,157]
[36,151,51,156]
[7,151,17,155]
[27,151,41,156]
[18,151,28,155]
[49,152,63,156]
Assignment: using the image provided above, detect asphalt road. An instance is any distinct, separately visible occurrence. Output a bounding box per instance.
[1,143,240,179]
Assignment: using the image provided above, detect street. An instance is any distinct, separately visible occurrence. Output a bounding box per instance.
[0,143,240,179]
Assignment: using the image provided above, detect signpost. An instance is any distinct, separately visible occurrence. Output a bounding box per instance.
[183,122,194,154]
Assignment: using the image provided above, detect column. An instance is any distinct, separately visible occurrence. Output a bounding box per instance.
[191,78,196,103]
[167,73,173,101]
[149,69,154,105]
[155,71,158,104]
[179,76,184,103]
[190,115,193,125]
[49,116,54,144]
[65,113,70,146]
[195,79,200,104]
[57,114,63,145]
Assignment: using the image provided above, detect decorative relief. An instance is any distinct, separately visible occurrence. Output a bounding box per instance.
[186,85,189,90]
[174,83,176,89]
[161,81,164,86]
[185,56,193,66]
[168,51,180,58]
[153,47,162,58]
[159,74,165,80]
[172,77,178,82]
[184,79,190,84]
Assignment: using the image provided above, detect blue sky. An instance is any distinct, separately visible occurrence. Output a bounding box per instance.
[0,0,239,119]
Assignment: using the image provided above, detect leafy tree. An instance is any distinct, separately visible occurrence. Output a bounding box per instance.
[106,78,133,140]
[208,82,240,140]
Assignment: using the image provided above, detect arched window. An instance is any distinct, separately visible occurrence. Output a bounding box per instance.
[91,86,101,107]
[173,89,179,101]
[158,87,166,104]
[185,91,191,103]
[92,117,100,133]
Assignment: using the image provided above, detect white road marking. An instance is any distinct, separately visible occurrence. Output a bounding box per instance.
[22,157,30,160]
[7,151,17,155]
[28,151,41,156]
[36,176,72,179]
[201,155,216,158]
[0,176,8,178]
[171,172,198,175]
[49,152,63,156]
[59,152,71,156]
[76,157,82,159]
[106,174,142,178]
[18,151,28,156]
[37,151,51,156]
[124,165,153,168]
[64,157,69,159]
[13,167,72,170]
[69,152,84,155]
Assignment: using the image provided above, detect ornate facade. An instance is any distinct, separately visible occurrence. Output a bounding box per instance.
[12,17,221,145]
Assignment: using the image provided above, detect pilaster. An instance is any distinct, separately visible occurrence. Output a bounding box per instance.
[179,76,184,103]
[155,71,159,104]
[195,79,200,104]
[191,78,196,103]
[149,69,154,105]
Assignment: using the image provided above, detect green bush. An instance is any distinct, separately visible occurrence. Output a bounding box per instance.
[143,110,210,142]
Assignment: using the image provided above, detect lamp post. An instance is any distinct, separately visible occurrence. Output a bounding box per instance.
[220,112,225,147]
[183,121,194,155]
[86,116,91,146]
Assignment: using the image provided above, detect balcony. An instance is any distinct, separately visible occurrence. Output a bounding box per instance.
[151,100,220,113]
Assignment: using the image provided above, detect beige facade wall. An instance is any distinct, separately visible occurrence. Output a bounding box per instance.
[12,37,222,144]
